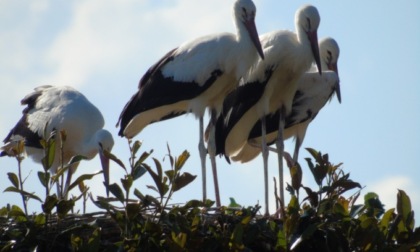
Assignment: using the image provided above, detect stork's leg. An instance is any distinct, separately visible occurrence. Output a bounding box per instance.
[56,180,62,199]
[63,163,79,200]
[292,136,302,165]
[261,116,269,216]
[208,109,221,207]
[275,110,285,212]
[198,116,207,203]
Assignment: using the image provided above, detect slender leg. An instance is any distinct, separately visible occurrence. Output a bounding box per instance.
[275,109,285,212]
[208,109,221,207]
[292,136,301,165]
[63,163,79,200]
[198,116,207,203]
[261,116,269,216]
[56,181,62,199]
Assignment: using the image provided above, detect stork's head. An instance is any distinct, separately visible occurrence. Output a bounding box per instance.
[233,0,264,60]
[320,37,341,103]
[320,37,340,74]
[296,5,322,75]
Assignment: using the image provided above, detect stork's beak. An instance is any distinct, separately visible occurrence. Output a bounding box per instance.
[334,79,342,104]
[328,62,341,103]
[244,18,265,60]
[308,30,322,75]
[99,145,110,197]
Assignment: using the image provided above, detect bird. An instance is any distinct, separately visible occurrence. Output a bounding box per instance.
[1,85,114,199]
[116,0,264,207]
[214,5,322,215]
[231,37,341,164]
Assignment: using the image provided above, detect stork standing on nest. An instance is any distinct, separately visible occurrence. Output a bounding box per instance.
[231,37,341,164]
[215,5,322,215]
[117,0,264,207]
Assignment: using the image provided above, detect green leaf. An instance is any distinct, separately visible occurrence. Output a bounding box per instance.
[153,158,163,182]
[136,150,153,166]
[287,195,299,214]
[331,179,361,194]
[3,186,42,202]
[146,185,159,193]
[173,172,196,192]
[132,140,142,156]
[302,186,318,207]
[104,149,126,170]
[37,171,50,188]
[133,188,144,200]
[305,148,319,160]
[68,170,103,192]
[145,160,166,197]
[379,208,395,234]
[166,143,174,167]
[109,183,125,203]
[34,213,46,225]
[230,223,244,249]
[68,155,88,165]
[52,163,73,182]
[275,229,287,251]
[42,195,58,214]
[57,199,75,218]
[229,197,241,208]
[165,170,175,181]
[397,189,414,230]
[121,176,133,192]
[7,172,19,189]
[42,135,56,170]
[90,195,114,210]
[126,203,140,220]
[175,150,190,171]
[289,163,302,192]
[132,163,147,180]
[87,228,101,251]
[9,205,26,218]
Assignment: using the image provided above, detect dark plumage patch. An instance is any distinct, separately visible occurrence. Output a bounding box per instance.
[214,67,274,156]
[248,88,316,140]
[3,116,43,149]
[3,88,45,150]
[117,47,224,137]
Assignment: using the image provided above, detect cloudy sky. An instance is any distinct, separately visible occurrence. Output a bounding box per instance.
[0,0,419,222]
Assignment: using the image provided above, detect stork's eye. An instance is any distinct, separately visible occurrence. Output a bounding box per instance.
[327,50,333,63]
[241,7,251,21]
[306,17,311,31]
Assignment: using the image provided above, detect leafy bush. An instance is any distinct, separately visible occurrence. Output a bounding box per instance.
[1,140,419,251]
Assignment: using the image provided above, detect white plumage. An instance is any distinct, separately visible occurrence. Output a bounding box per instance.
[231,37,341,164]
[117,0,264,207]
[215,5,322,215]
[1,85,114,198]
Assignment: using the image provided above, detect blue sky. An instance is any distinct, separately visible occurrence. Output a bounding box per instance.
[0,0,419,222]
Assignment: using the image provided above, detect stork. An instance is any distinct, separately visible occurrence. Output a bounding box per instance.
[117,0,264,207]
[231,37,341,164]
[215,5,321,215]
[1,85,114,199]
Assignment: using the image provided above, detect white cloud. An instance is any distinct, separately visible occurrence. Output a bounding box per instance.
[362,176,419,212]
[43,0,232,88]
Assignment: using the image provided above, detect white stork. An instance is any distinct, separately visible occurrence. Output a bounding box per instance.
[117,0,264,207]
[214,5,322,215]
[1,85,114,199]
[231,37,341,164]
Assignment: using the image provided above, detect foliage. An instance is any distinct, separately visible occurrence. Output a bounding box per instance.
[1,142,419,251]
